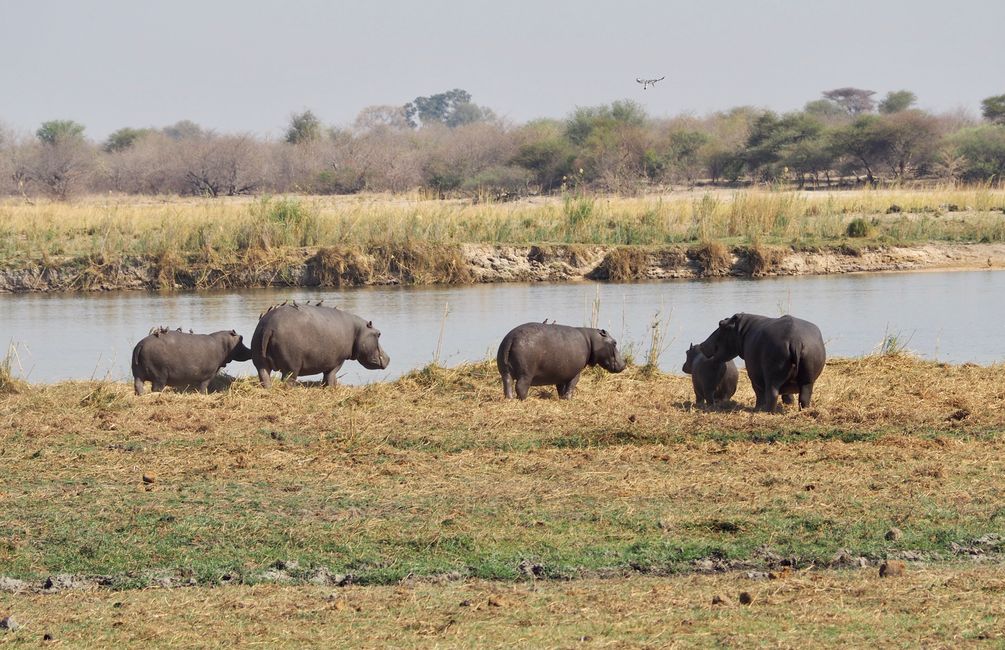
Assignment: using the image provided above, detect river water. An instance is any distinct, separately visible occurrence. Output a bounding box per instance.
[1,270,1002,384]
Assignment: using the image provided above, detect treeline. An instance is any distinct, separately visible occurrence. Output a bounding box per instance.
[2,88,1005,200]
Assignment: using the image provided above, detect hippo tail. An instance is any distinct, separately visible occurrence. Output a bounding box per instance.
[258,326,273,362]
[496,334,513,375]
[130,341,143,376]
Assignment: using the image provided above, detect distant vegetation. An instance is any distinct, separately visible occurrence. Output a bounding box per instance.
[1,88,1004,200]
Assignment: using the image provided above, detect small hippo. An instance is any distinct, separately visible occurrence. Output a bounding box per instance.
[682,343,738,407]
[251,303,390,387]
[132,328,252,395]
[497,322,627,400]
[699,313,825,412]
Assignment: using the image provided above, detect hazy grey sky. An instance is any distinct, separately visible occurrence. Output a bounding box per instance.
[2,0,1003,139]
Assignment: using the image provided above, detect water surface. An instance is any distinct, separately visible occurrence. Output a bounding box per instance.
[2,270,1002,384]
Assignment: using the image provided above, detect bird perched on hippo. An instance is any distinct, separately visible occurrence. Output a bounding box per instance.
[699,313,825,412]
[497,321,627,400]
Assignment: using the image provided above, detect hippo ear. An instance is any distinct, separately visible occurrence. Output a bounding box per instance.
[230,329,237,336]
[367,321,373,329]
[599,329,608,338]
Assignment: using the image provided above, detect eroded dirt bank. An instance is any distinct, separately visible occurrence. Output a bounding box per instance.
[2,241,1004,293]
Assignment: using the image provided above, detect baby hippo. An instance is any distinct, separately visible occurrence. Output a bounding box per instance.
[497,322,627,400]
[132,328,252,395]
[682,343,738,407]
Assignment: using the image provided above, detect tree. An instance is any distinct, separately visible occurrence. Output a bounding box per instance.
[284,110,322,144]
[743,112,825,181]
[875,110,941,179]
[163,120,206,140]
[829,116,891,184]
[981,94,1005,125]
[822,88,876,115]
[29,120,93,199]
[952,125,1005,181]
[804,99,848,122]
[35,120,85,145]
[878,90,917,114]
[403,89,494,128]
[103,127,153,153]
[354,105,410,132]
[511,120,575,192]
[178,134,264,197]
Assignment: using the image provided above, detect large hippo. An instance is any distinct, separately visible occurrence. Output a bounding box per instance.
[682,343,738,407]
[251,303,390,387]
[496,322,627,400]
[699,313,825,412]
[132,328,252,395]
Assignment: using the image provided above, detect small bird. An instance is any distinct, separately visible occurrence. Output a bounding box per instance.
[636,76,665,90]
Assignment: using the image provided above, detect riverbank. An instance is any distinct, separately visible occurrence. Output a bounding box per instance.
[2,188,1004,292]
[4,240,1005,292]
[2,356,1004,643]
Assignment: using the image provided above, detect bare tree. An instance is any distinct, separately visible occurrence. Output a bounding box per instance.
[25,121,95,200]
[178,134,265,197]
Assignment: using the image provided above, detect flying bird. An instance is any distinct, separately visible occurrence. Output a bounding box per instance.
[636,76,665,90]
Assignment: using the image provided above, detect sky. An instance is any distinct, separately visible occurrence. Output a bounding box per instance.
[2,0,1003,140]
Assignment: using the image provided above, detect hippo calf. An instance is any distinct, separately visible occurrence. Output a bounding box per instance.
[251,303,390,387]
[682,343,738,407]
[699,313,825,412]
[132,328,252,395]
[497,322,627,400]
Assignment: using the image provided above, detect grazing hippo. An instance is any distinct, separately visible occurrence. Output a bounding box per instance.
[132,328,252,395]
[699,313,825,412]
[251,303,390,387]
[682,343,738,407]
[496,322,627,400]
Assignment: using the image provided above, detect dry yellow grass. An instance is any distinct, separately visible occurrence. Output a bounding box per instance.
[3,356,1005,643]
[1,186,1003,266]
[2,565,1003,647]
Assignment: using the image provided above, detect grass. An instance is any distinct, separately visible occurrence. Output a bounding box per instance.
[2,355,1005,644]
[1,355,1004,591]
[1,186,1004,290]
[2,565,1004,647]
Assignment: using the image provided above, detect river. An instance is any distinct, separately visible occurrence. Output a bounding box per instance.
[1,270,1002,384]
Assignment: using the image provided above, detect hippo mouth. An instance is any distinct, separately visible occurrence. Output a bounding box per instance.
[360,352,390,370]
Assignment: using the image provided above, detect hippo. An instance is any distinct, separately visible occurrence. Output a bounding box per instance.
[131,328,252,395]
[251,303,390,387]
[699,313,825,412]
[496,322,627,400]
[682,343,738,407]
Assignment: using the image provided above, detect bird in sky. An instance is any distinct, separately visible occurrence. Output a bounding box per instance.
[636,76,665,90]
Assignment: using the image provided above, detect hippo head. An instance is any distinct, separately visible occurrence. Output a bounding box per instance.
[699,315,743,363]
[682,343,700,374]
[225,330,253,363]
[354,321,391,370]
[589,329,627,374]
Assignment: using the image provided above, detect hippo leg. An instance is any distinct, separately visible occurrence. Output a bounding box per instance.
[151,381,166,393]
[798,383,814,409]
[762,383,780,413]
[323,366,342,388]
[257,367,273,388]
[134,377,145,396]
[781,393,794,405]
[198,379,211,394]
[557,374,580,400]
[515,376,532,400]
[500,372,514,399]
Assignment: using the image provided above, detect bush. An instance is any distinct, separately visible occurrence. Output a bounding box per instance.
[846,218,875,238]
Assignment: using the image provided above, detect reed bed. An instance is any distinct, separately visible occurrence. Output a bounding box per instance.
[1,187,1004,266]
